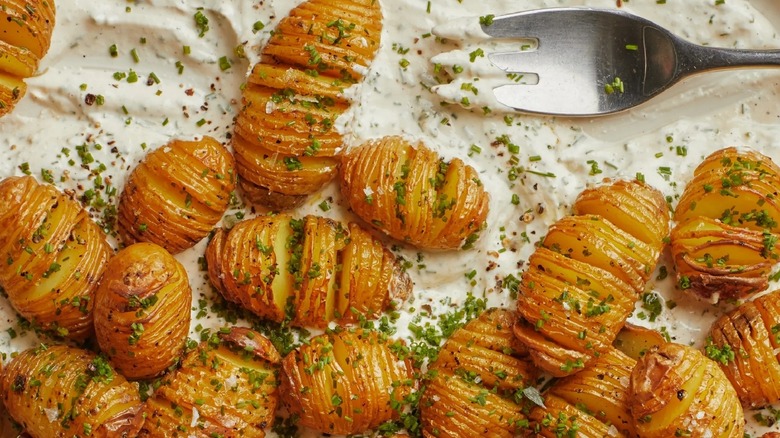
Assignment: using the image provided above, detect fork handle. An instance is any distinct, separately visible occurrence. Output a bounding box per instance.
[677,39,780,73]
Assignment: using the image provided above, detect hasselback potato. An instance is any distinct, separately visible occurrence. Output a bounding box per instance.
[0,344,144,438]
[629,343,744,438]
[140,327,280,437]
[0,175,111,340]
[670,216,776,302]
[280,328,415,435]
[529,348,636,437]
[672,147,780,301]
[206,214,411,328]
[340,136,490,250]
[514,179,668,377]
[708,288,780,408]
[94,242,191,380]
[233,0,382,209]
[420,308,536,438]
[0,0,55,117]
[118,136,235,254]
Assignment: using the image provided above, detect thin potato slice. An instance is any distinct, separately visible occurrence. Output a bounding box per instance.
[613,323,667,361]
[118,136,235,254]
[280,329,415,435]
[94,243,191,380]
[140,327,280,437]
[234,0,382,207]
[629,343,745,438]
[708,288,780,408]
[0,344,143,438]
[340,136,490,250]
[670,216,776,301]
[206,214,410,328]
[0,176,111,340]
[421,309,536,438]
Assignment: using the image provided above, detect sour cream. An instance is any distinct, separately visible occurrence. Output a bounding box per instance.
[1,0,780,436]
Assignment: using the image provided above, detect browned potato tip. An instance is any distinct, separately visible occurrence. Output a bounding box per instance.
[94,242,191,380]
[117,136,235,254]
[529,348,636,437]
[0,344,144,438]
[206,214,411,328]
[708,288,780,408]
[629,343,744,438]
[280,329,415,435]
[233,0,382,208]
[420,308,536,438]
[613,323,667,361]
[0,0,55,117]
[670,216,776,302]
[514,179,668,377]
[340,136,490,250]
[0,175,111,340]
[140,327,281,437]
[675,147,780,233]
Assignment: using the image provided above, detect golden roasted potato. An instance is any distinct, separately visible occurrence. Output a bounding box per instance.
[280,329,415,435]
[206,214,410,328]
[117,136,235,254]
[140,327,280,437]
[0,176,111,340]
[0,0,55,117]
[529,348,636,437]
[613,323,667,361]
[675,147,780,232]
[514,179,667,377]
[340,136,490,250]
[708,288,780,408]
[233,0,382,207]
[420,309,536,438]
[629,343,744,438]
[94,242,191,380]
[573,179,670,251]
[670,216,776,301]
[0,344,144,438]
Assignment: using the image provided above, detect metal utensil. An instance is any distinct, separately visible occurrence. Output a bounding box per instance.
[484,7,780,116]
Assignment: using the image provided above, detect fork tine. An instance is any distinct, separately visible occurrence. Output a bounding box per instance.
[488,51,554,75]
[482,9,581,40]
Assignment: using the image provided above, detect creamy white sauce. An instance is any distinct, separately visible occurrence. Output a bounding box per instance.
[1,0,780,436]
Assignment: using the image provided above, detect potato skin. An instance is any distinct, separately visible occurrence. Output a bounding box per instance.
[206,214,410,328]
[118,136,235,254]
[280,329,415,435]
[0,344,144,438]
[0,175,111,340]
[420,309,536,438]
[140,327,280,437]
[514,179,667,377]
[94,242,191,380]
[708,288,780,408]
[234,0,382,206]
[0,0,55,117]
[340,136,490,250]
[629,343,744,438]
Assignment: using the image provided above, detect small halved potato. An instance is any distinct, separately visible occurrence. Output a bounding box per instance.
[140,327,280,437]
[629,343,744,438]
[0,344,144,438]
[0,176,111,340]
[421,308,536,438]
[675,147,780,232]
[280,329,415,435]
[206,214,410,328]
[0,0,56,117]
[340,136,490,250]
[118,136,235,254]
[94,242,191,380]
[233,0,382,206]
[573,179,670,250]
[670,216,776,302]
[529,348,636,437]
[708,288,780,408]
